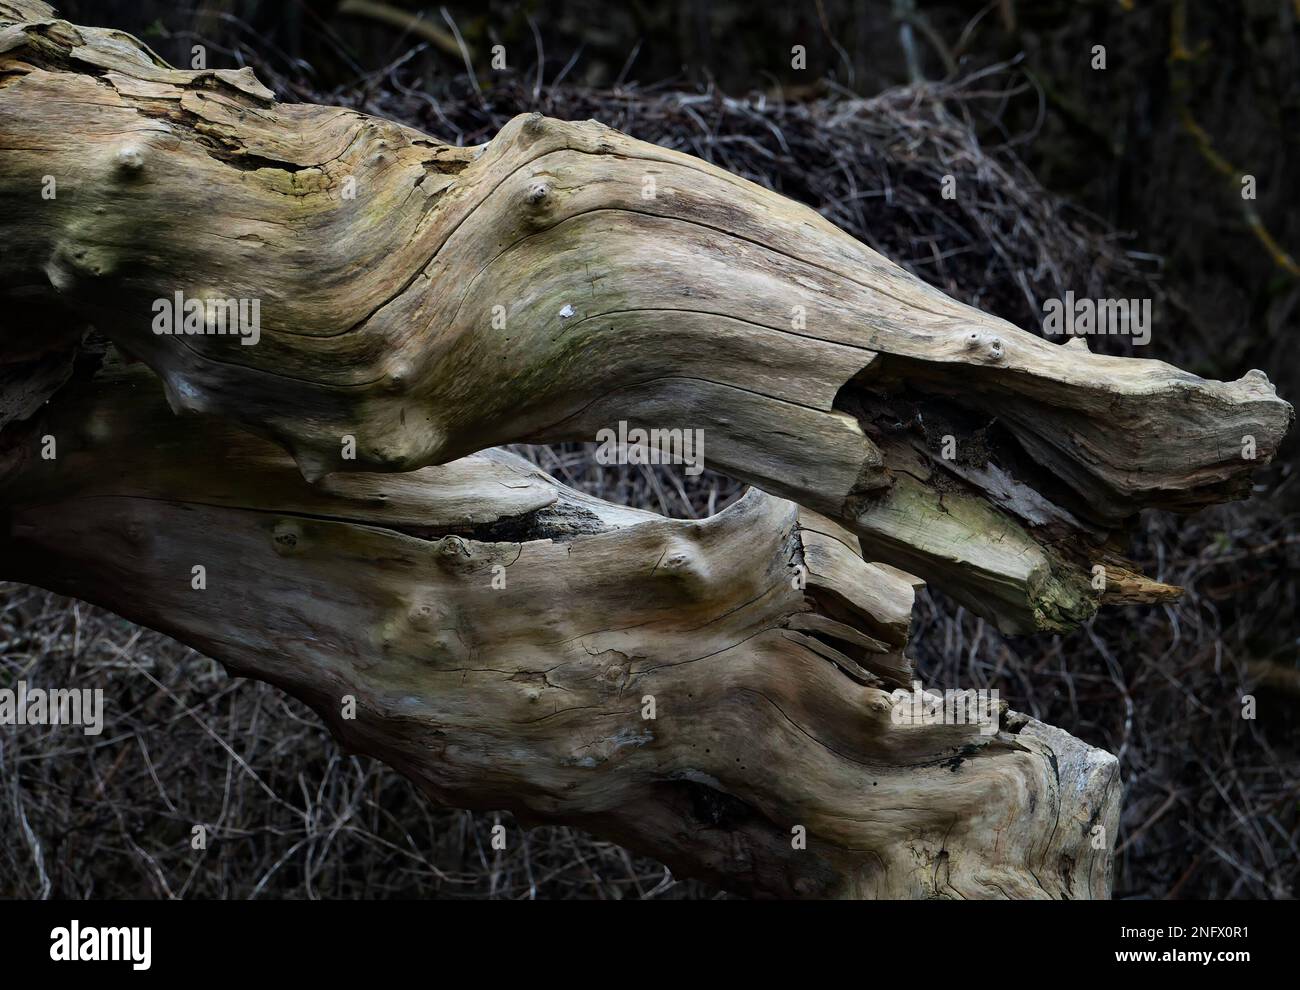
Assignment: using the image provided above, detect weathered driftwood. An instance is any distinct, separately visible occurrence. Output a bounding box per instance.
[1,360,1119,899]
[0,1,1289,899]
[0,0,1289,633]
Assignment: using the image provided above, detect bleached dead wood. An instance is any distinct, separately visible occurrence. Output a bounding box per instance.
[0,360,1120,899]
[0,1,1289,633]
[0,0,1291,899]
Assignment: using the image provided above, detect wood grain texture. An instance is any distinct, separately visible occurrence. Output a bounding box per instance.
[1,362,1120,899]
[0,0,1290,631]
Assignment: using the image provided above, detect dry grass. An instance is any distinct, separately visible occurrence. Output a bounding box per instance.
[1,58,1296,899]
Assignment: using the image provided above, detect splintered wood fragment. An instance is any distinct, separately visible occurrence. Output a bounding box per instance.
[1100,563,1183,605]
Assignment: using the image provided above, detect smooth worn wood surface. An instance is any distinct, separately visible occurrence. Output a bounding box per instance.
[1,362,1120,898]
[1,0,1290,900]
[0,0,1289,632]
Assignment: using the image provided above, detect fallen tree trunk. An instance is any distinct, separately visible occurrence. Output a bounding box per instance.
[0,0,1289,632]
[0,359,1120,899]
[0,1,1288,899]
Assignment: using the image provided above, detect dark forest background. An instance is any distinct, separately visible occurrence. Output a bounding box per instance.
[2,0,1297,899]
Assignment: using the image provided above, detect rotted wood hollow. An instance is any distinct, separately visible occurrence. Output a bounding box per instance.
[0,362,1120,899]
[0,1,1290,633]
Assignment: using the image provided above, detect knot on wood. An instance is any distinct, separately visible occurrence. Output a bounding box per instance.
[271,519,302,555]
[434,535,472,566]
[114,144,146,175]
[384,361,414,391]
[45,238,116,289]
[521,112,548,137]
[654,538,713,593]
[963,328,1004,362]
